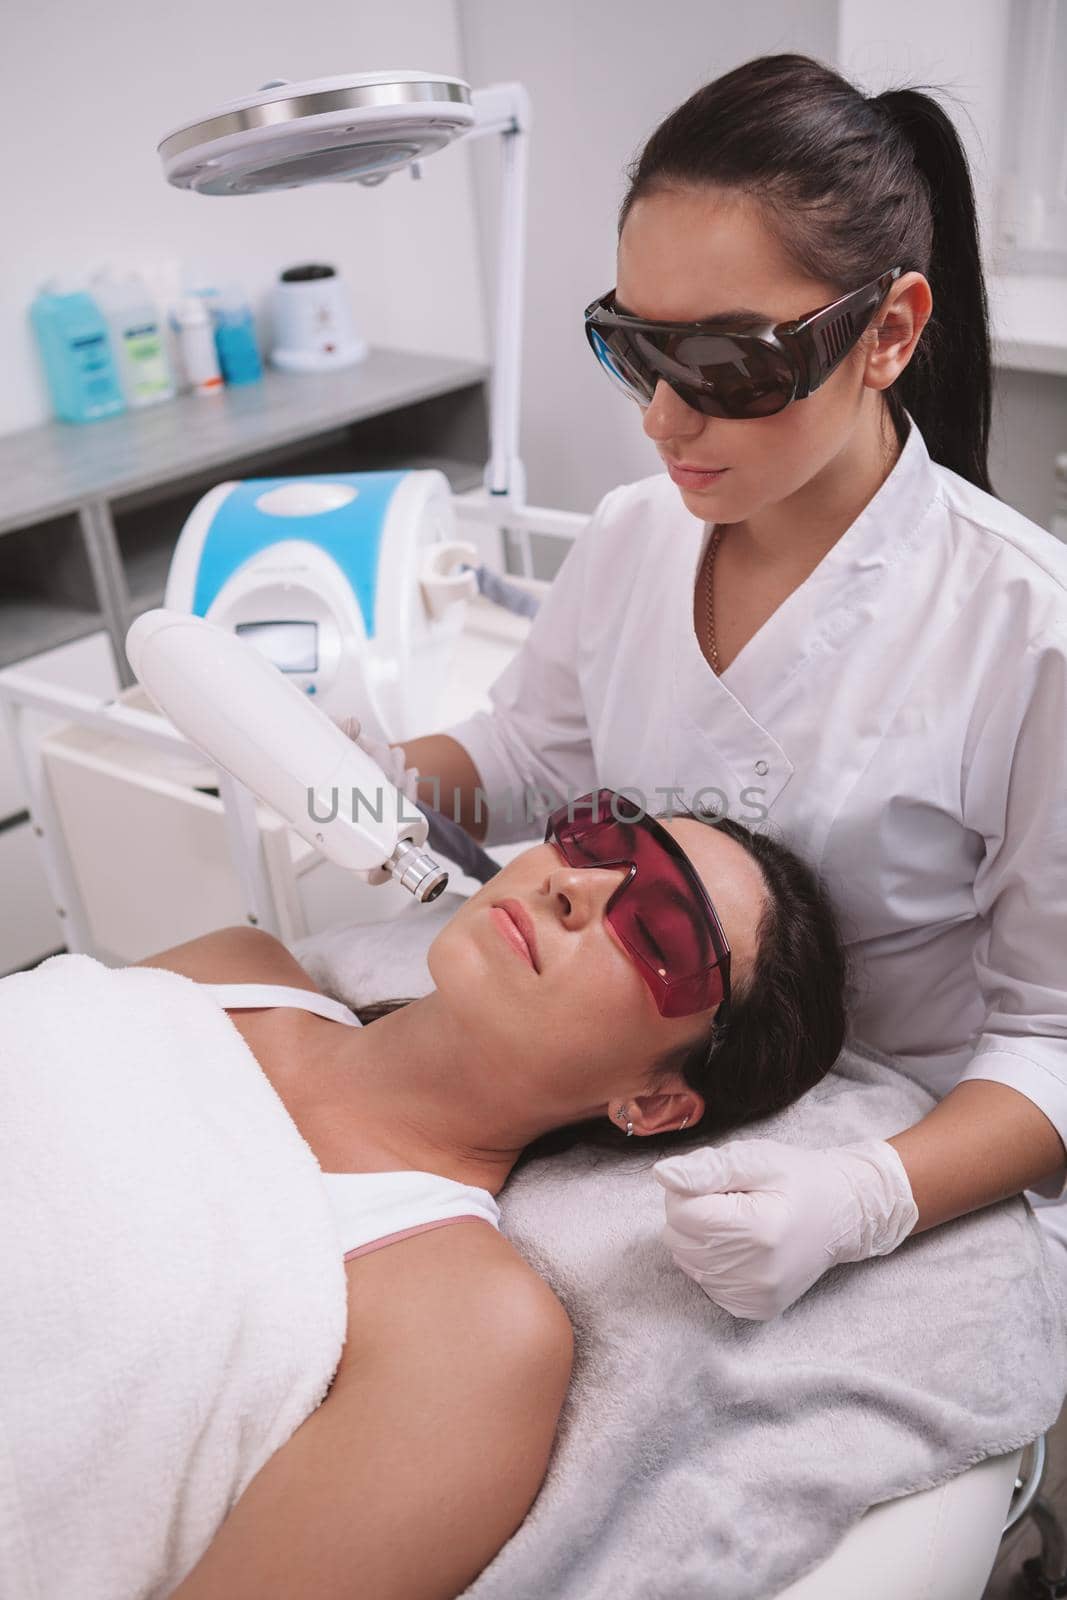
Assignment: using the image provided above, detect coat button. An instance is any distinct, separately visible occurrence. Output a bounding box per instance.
[754,759,769,776]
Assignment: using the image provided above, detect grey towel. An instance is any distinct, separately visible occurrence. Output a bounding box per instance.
[295,898,1067,1600]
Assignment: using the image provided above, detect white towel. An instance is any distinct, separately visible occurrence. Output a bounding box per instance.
[0,953,347,1600]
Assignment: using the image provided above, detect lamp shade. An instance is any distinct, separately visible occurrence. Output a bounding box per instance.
[158,70,474,194]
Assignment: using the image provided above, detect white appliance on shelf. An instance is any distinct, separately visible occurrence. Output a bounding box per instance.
[270,263,367,373]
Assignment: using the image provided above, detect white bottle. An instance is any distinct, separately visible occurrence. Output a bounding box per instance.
[92,268,175,407]
[170,296,223,396]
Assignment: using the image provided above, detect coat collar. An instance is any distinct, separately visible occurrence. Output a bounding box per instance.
[668,411,943,811]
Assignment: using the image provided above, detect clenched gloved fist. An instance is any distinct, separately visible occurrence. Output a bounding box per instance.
[652,1137,919,1321]
[335,715,421,805]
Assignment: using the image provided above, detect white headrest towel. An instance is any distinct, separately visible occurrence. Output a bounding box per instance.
[0,953,347,1600]
[296,897,1067,1600]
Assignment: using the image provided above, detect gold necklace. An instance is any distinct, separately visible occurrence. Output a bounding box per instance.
[702,525,724,673]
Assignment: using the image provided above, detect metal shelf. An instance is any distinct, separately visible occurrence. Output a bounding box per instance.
[0,348,490,535]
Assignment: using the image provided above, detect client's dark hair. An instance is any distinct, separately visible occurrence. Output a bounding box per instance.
[511,813,851,1172]
[353,812,852,1176]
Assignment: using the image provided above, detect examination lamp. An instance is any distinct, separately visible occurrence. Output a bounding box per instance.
[158,69,531,516]
[125,609,449,903]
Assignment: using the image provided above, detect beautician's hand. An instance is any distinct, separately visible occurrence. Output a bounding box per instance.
[334,715,421,804]
[652,1138,919,1321]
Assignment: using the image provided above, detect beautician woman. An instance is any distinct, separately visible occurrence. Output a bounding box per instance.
[359,52,1067,1320]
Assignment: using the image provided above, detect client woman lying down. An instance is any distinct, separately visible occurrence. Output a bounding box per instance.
[5,791,848,1600]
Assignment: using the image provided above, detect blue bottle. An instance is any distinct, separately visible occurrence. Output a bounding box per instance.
[29,281,125,423]
[213,288,263,386]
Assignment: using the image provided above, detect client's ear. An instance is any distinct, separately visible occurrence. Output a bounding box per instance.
[631,1087,705,1136]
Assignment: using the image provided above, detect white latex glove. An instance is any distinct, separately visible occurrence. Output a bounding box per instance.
[335,715,421,805]
[652,1137,919,1321]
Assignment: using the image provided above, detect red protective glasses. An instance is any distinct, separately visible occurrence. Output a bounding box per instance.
[544,790,731,1021]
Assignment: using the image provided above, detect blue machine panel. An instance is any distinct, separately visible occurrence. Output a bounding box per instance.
[191,471,408,638]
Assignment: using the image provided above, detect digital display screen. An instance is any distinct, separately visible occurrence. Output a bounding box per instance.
[235,620,318,673]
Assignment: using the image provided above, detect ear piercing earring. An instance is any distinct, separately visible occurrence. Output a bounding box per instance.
[615,1105,691,1138]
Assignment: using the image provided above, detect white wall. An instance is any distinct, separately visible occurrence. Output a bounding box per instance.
[4,1,1063,532]
[836,0,1067,535]
[837,0,1011,270]
[456,0,840,521]
[0,0,488,438]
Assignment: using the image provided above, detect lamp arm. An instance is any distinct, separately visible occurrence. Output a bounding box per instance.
[464,84,531,558]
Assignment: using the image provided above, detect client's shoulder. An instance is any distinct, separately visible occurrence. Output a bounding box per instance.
[132,924,317,990]
[338,1216,573,1377]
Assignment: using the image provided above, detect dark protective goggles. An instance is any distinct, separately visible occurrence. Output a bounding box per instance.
[544,789,731,1021]
[584,266,902,420]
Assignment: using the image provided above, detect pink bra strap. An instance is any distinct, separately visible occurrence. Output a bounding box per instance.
[343,1215,493,1261]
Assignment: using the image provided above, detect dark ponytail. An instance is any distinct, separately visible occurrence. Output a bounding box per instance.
[872,88,994,494]
[617,54,995,495]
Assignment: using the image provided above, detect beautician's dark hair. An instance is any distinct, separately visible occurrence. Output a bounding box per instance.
[616,52,994,494]
[353,812,852,1176]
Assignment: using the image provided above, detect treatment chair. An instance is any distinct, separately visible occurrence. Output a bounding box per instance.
[772,1446,1024,1597]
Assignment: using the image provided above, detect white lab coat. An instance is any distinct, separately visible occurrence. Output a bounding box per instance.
[445,412,1067,1221]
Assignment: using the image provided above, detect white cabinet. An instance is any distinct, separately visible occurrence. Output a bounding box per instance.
[0,631,120,973]
[0,821,66,974]
[0,630,120,817]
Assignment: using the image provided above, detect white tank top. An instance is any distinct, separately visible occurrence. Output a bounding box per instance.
[199,981,502,1261]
